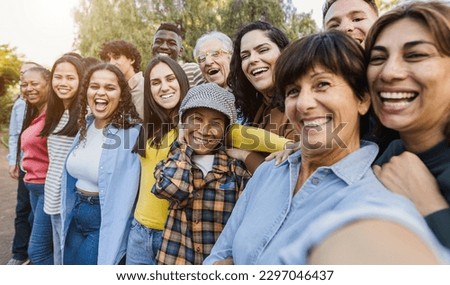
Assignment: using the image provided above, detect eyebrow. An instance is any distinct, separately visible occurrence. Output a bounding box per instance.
[325,10,367,24]
[372,40,437,52]
[150,73,175,81]
[241,43,270,54]
[404,40,437,49]
[310,70,332,79]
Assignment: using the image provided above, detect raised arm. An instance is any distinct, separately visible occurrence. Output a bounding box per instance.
[152,140,195,208]
[226,124,292,173]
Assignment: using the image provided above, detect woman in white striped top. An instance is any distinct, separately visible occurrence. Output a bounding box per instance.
[40,55,86,264]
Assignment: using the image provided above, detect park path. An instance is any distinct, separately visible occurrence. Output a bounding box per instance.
[0,137,19,264]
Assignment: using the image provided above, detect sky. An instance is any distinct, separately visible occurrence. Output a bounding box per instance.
[0,0,323,68]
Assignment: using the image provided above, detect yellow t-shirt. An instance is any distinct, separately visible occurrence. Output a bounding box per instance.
[229,124,290,152]
[133,125,288,229]
[133,130,176,230]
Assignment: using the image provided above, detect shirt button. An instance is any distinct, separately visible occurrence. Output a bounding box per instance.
[194,219,199,224]
[196,246,201,252]
[312,178,319,185]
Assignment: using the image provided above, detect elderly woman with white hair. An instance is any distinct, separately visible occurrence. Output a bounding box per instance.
[193,31,233,89]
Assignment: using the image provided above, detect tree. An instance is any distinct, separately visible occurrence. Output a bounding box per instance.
[376,0,400,13]
[0,44,21,97]
[74,0,154,70]
[136,0,228,62]
[220,0,285,38]
[74,0,318,64]
[0,44,21,126]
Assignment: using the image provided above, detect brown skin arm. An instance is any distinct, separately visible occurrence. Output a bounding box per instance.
[225,149,265,174]
[309,219,440,265]
[213,257,234,265]
[9,165,19,180]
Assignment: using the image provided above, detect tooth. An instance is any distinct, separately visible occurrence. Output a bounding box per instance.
[380,92,416,99]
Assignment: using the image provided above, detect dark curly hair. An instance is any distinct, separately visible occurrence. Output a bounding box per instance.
[99,40,142,73]
[156,23,183,38]
[77,63,141,144]
[227,21,289,123]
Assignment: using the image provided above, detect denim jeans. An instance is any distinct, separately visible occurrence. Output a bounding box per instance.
[51,214,62,265]
[63,192,101,265]
[126,218,163,265]
[12,170,33,260]
[26,182,53,265]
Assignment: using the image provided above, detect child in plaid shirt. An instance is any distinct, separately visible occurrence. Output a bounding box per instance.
[152,83,251,264]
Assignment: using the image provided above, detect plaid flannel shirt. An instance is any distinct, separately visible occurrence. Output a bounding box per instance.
[152,140,251,265]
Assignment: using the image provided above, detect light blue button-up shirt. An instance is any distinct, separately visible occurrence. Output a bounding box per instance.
[61,117,141,264]
[204,141,449,264]
[7,96,25,166]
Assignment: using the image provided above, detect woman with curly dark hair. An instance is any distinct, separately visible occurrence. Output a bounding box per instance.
[228,21,297,140]
[60,63,142,264]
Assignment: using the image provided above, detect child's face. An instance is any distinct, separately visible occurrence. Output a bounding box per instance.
[182,107,227,155]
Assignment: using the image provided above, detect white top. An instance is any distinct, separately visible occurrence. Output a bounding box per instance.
[192,154,214,177]
[44,110,75,214]
[66,124,104,193]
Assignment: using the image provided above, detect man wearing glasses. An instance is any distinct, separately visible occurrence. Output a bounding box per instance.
[193,31,233,89]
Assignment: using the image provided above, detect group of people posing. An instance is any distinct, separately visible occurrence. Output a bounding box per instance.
[7,0,450,265]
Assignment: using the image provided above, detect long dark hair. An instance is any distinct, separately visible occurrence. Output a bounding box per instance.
[227,21,289,123]
[40,55,86,137]
[134,56,189,157]
[77,63,141,144]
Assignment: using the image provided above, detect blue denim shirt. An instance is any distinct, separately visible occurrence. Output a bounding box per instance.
[7,96,25,166]
[204,141,449,264]
[61,117,141,264]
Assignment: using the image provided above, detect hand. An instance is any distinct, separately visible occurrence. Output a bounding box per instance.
[213,257,234,265]
[9,165,19,180]
[177,123,188,144]
[373,151,448,216]
[225,148,251,162]
[265,141,300,165]
[265,149,294,166]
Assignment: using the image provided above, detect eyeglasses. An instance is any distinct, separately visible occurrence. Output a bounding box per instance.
[196,49,231,63]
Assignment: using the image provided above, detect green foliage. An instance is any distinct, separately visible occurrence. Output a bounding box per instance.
[0,93,14,128]
[0,44,21,97]
[74,0,154,70]
[73,0,318,65]
[376,0,400,13]
[0,44,21,126]
[220,0,286,38]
